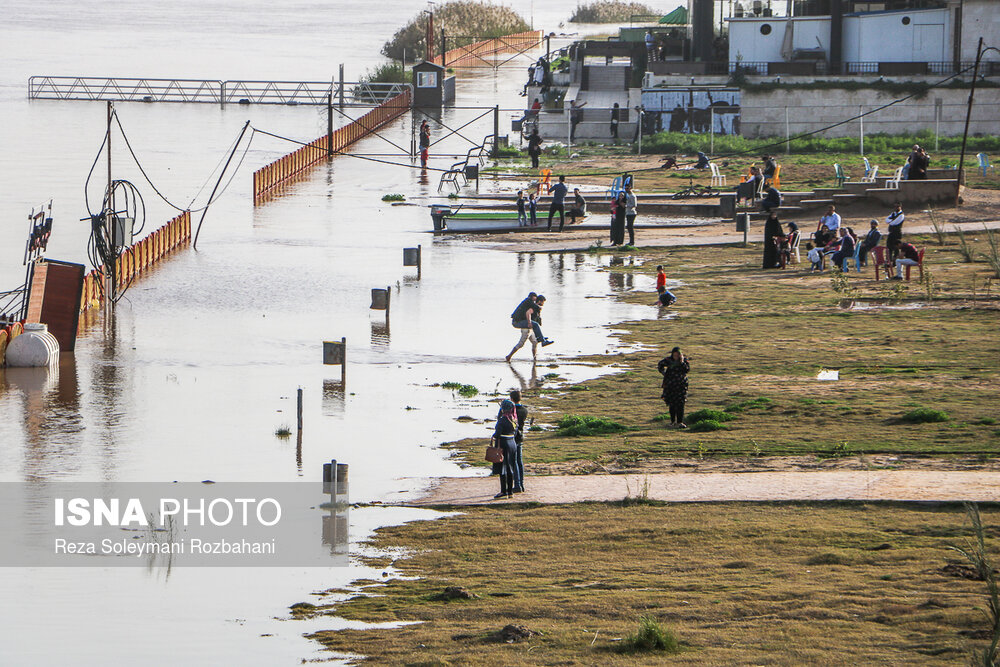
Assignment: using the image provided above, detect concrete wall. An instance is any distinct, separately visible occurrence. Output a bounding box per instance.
[739,87,1000,138]
[960,0,1000,62]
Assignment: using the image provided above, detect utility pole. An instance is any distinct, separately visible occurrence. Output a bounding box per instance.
[104,100,115,321]
[958,37,984,204]
[425,10,434,62]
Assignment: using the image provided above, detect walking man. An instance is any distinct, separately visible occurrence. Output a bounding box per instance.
[507,293,552,361]
[610,103,621,142]
[569,99,586,143]
[547,175,569,231]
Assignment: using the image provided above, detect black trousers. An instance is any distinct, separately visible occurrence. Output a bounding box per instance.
[498,437,518,494]
[547,203,565,230]
[626,213,636,246]
[667,400,685,424]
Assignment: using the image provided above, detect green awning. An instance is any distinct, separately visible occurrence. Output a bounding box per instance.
[659,6,688,24]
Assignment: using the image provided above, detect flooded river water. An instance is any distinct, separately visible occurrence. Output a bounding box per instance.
[0,3,654,664]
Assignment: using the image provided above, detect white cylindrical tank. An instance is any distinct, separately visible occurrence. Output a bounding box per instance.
[5,323,60,368]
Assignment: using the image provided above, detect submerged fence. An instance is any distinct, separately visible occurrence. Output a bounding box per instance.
[252,89,412,205]
[432,30,542,68]
[80,210,191,313]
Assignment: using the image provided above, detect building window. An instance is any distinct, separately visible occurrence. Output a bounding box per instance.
[417,71,438,88]
[760,24,772,35]
[902,16,911,25]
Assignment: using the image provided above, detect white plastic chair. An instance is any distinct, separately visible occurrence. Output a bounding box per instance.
[861,165,878,183]
[789,230,801,263]
[885,166,903,190]
[709,162,726,187]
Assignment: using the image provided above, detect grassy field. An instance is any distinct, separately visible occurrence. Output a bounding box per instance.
[490,147,1000,193]
[442,232,1000,468]
[303,502,997,665]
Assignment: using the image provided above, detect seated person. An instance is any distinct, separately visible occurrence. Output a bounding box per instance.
[806,243,823,272]
[736,166,762,205]
[814,205,841,247]
[567,188,587,223]
[655,285,677,306]
[891,241,921,279]
[829,227,856,270]
[694,151,710,169]
[760,185,782,212]
[762,154,777,181]
[858,218,882,267]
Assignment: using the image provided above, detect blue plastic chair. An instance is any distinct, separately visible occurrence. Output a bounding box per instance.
[978,153,995,177]
[863,157,872,178]
[842,241,862,273]
[606,176,622,199]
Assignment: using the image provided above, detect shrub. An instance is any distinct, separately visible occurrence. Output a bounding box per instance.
[495,144,521,158]
[900,407,950,424]
[274,425,292,438]
[382,193,405,202]
[570,1,655,23]
[556,415,629,436]
[618,616,681,653]
[689,419,726,432]
[382,1,529,61]
[686,409,735,424]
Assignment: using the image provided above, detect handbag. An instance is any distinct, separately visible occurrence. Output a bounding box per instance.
[485,445,504,463]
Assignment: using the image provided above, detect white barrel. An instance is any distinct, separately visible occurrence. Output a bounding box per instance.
[5,323,60,368]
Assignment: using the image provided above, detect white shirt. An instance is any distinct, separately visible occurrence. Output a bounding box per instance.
[820,213,841,231]
[807,248,822,263]
[887,210,905,227]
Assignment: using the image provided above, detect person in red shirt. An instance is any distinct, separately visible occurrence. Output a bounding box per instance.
[653,265,676,306]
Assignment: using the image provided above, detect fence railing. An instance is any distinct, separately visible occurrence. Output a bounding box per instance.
[28,77,409,106]
[252,89,411,205]
[650,60,999,77]
[80,211,192,314]
[432,30,542,68]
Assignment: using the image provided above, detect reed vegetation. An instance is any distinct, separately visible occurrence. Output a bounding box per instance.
[569,1,655,22]
[382,1,529,61]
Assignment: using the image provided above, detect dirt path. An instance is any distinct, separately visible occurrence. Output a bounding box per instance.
[403,470,1000,506]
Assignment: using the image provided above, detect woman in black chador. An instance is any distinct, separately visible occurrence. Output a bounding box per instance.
[658,347,690,428]
[762,210,783,269]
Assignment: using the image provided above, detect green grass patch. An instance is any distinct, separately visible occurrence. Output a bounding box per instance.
[557,415,629,436]
[899,408,950,424]
[441,382,479,397]
[687,409,736,424]
[725,397,773,413]
[689,419,727,432]
[618,615,682,654]
[381,193,405,202]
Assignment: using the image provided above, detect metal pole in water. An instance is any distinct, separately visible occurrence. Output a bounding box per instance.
[338,64,345,110]
[296,387,303,432]
[105,100,115,320]
[492,105,499,158]
[327,94,333,157]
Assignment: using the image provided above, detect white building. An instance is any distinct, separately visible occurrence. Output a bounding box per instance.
[727,0,998,72]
